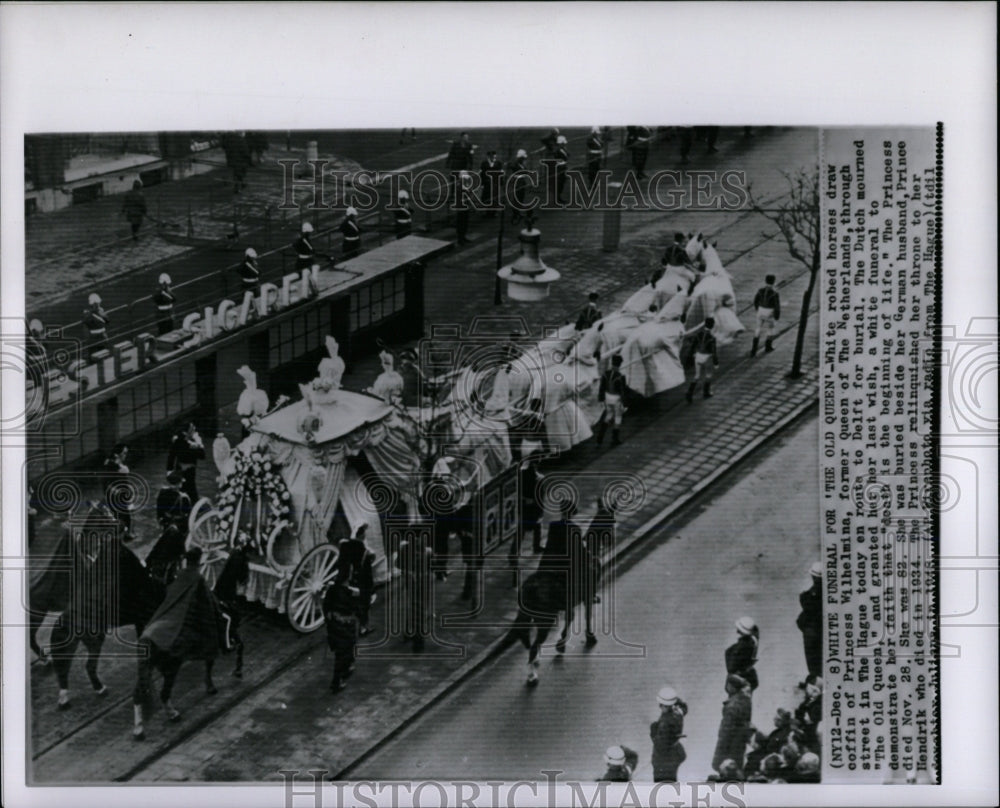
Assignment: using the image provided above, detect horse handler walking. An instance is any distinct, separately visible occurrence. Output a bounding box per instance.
[322,569,361,693]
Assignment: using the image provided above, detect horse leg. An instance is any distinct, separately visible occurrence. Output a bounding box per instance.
[556,605,574,653]
[29,609,50,664]
[50,620,78,709]
[232,631,244,678]
[83,633,108,694]
[132,640,153,740]
[205,658,217,695]
[512,608,532,650]
[159,657,183,721]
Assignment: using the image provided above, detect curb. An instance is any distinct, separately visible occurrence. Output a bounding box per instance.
[332,391,819,779]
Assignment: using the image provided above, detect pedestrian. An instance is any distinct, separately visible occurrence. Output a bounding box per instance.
[743,729,769,778]
[586,127,604,185]
[508,149,530,223]
[121,180,147,241]
[712,674,753,775]
[598,745,639,782]
[83,293,110,360]
[455,171,472,245]
[794,676,823,752]
[446,131,476,172]
[294,222,316,270]
[575,292,603,332]
[167,422,206,505]
[393,190,413,239]
[240,248,261,296]
[797,561,823,678]
[336,525,377,636]
[340,207,361,259]
[222,131,251,193]
[322,568,360,692]
[650,685,689,782]
[629,125,651,179]
[724,615,760,692]
[155,470,192,534]
[684,316,719,402]
[764,708,795,754]
[751,274,781,356]
[595,354,629,447]
[152,273,176,336]
[102,443,135,541]
[479,148,504,216]
[396,530,433,653]
[552,135,569,204]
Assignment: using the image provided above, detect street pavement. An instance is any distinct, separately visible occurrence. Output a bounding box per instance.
[27,126,822,782]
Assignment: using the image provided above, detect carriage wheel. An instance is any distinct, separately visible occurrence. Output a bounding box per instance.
[286,543,339,633]
[188,497,214,536]
[199,546,230,590]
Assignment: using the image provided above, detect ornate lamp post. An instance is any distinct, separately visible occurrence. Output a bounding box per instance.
[496,212,561,302]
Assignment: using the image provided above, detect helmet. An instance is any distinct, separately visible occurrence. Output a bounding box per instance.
[810,561,823,578]
[346,206,358,217]
[516,149,528,159]
[29,318,43,334]
[301,222,314,234]
[736,616,756,635]
[657,686,678,706]
[245,247,258,259]
[88,293,102,305]
[158,273,171,285]
[604,746,626,766]
[556,135,567,145]
[398,189,409,200]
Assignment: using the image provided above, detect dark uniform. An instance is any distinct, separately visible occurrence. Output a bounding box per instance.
[662,240,691,268]
[725,630,760,692]
[121,183,147,240]
[794,691,823,752]
[797,576,823,678]
[340,216,361,259]
[508,156,530,222]
[83,304,110,360]
[541,513,596,639]
[553,143,569,204]
[575,302,603,332]
[685,325,720,401]
[586,130,604,184]
[629,125,651,178]
[322,578,360,691]
[752,282,781,355]
[446,138,475,172]
[596,364,629,445]
[146,523,186,584]
[155,483,191,532]
[598,746,639,782]
[293,233,315,270]
[239,256,260,295]
[516,462,544,556]
[650,699,689,782]
[153,285,176,335]
[479,154,504,214]
[393,200,413,239]
[336,536,376,634]
[166,429,205,505]
[540,129,559,156]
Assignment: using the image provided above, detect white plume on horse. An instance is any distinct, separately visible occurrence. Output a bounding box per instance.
[685,244,745,346]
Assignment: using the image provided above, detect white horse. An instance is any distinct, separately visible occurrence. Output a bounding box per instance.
[684,241,745,346]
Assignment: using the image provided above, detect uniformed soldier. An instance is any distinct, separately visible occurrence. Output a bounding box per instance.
[550,135,569,205]
[650,685,689,782]
[121,179,147,241]
[479,149,504,216]
[598,745,639,782]
[446,131,476,172]
[586,127,604,185]
[322,569,360,692]
[393,190,414,239]
[540,127,560,157]
[751,274,781,356]
[629,125,651,179]
[166,422,206,505]
[455,172,473,245]
[796,562,823,678]
[596,353,629,446]
[240,247,261,295]
[154,470,192,533]
[335,525,377,636]
[83,293,110,360]
[663,232,693,268]
[575,292,603,331]
[102,443,134,540]
[508,149,530,223]
[340,207,362,259]
[152,273,176,335]
[725,615,761,692]
[293,222,316,270]
[685,317,719,402]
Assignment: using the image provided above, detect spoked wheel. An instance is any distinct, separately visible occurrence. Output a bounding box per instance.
[286,543,339,633]
[187,509,229,589]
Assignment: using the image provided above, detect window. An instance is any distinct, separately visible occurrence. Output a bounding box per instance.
[267,306,330,370]
[116,363,198,442]
[349,273,406,334]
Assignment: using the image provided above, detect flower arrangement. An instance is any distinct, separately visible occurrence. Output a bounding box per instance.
[214,448,294,554]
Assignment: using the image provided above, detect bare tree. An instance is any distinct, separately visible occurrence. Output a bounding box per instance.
[748,169,820,379]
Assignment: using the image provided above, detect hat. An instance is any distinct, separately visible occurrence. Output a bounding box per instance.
[604,746,626,766]
[302,222,314,233]
[735,616,756,635]
[346,206,358,217]
[810,561,823,578]
[556,135,567,145]
[245,247,258,259]
[159,273,171,285]
[592,126,601,134]
[516,149,528,159]
[88,293,102,305]
[398,189,409,200]
[657,686,678,706]
[588,292,599,302]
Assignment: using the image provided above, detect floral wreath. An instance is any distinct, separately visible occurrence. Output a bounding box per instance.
[215,448,294,554]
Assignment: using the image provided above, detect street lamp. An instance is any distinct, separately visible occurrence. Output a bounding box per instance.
[496,212,561,302]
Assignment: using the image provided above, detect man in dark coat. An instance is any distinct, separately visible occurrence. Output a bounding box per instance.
[393,190,414,239]
[222,131,251,193]
[293,222,316,270]
[543,502,598,650]
[167,422,206,505]
[725,615,760,692]
[446,132,475,172]
[508,149,530,224]
[586,127,604,185]
[121,180,147,241]
[145,522,186,585]
[650,685,688,782]
[575,292,603,332]
[479,149,504,215]
[323,569,360,692]
[336,526,376,636]
[102,443,135,541]
[457,502,483,605]
[239,247,261,295]
[797,562,823,678]
[794,676,823,752]
[598,745,639,782]
[155,470,192,533]
[713,674,753,774]
[628,125,651,179]
[340,207,362,259]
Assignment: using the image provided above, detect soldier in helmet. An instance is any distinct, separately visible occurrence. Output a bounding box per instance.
[586,127,604,185]
[725,615,760,692]
[153,273,176,335]
[650,685,689,782]
[341,207,362,259]
[294,222,316,270]
[240,248,260,295]
[393,190,414,239]
[598,745,639,782]
[83,293,110,359]
[797,562,823,678]
[546,134,569,206]
[508,149,530,223]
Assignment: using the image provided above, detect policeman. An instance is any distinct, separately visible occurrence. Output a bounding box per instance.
[596,353,629,446]
[340,207,361,259]
[167,422,206,505]
[599,745,639,782]
[650,686,689,782]
[240,248,261,295]
[479,148,504,216]
[508,149,530,223]
[586,127,604,185]
[751,274,781,356]
[685,316,719,402]
[797,562,823,678]
[455,172,473,245]
[725,615,760,692]
[293,222,316,270]
[630,125,651,179]
[575,292,603,331]
[83,293,110,359]
[153,273,176,335]
[393,190,413,239]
